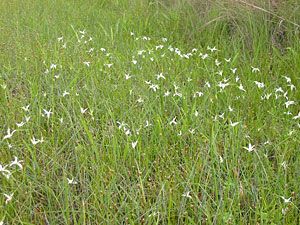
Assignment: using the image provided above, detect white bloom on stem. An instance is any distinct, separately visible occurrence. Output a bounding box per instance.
[80,107,88,114]
[3,193,13,204]
[230,120,240,127]
[9,156,23,170]
[0,164,11,179]
[31,136,44,145]
[131,141,138,149]
[62,90,70,97]
[254,81,265,89]
[251,66,260,73]
[43,109,53,119]
[67,178,78,185]
[83,61,90,67]
[169,117,177,125]
[16,121,25,128]
[21,104,30,112]
[3,128,16,140]
[243,143,255,152]
[281,196,292,204]
[182,191,192,199]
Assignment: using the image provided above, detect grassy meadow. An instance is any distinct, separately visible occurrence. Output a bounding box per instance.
[0,0,300,224]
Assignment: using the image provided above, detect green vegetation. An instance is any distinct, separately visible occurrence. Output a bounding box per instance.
[0,0,299,224]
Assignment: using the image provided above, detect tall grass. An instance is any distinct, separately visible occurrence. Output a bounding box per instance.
[0,0,299,224]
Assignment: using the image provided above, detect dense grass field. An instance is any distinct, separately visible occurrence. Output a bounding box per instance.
[1,0,300,224]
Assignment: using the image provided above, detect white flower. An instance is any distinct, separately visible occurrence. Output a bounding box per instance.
[251,66,260,73]
[254,81,265,89]
[230,120,240,127]
[87,48,94,53]
[238,84,246,92]
[173,83,179,91]
[79,30,86,34]
[285,101,295,108]
[231,68,237,74]
[3,128,16,140]
[0,164,11,179]
[218,81,230,90]
[204,81,211,88]
[288,84,296,91]
[217,70,223,76]
[124,128,131,136]
[125,73,132,80]
[243,143,255,152]
[9,156,23,170]
[200,53,208,59]
[137,97,144,103]
[50,63,57,70]
[275,87,284,93]
[207,46,218,52]
[186,77,192,82]
[105,63,113,68]
[21,104,30,112]
[219,155,224,163]
[3,193,13,204]
[224,58,231,62]
[155,45,164,50]
[261,93,272,100]
[43,109,53,119]
[131,141,138,149]
[164,91,171,97]
[182,191,192,199]
[144,120,152,128]
[132,59,137,64]
[62,90,70,97]
[16,121,25,128]
[293,112,300,120]
[188,128,195,134]
[193,91,204,98]
[149,84,159,92]
[283,76,291,83]
[83,61,90,67]
[31,136,44,145]
[80,107,88,114]
[67,178,78,185]
[173,92,182,97]
[281,161,288,169]
[156,72,165,80]
[281,196,292,203]
[169,117,177,125]
[218,113,225,119]
[117,121,127,129]
[215,59,221,66]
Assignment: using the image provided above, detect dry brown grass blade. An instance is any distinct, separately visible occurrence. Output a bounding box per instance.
[234,0,300,28]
